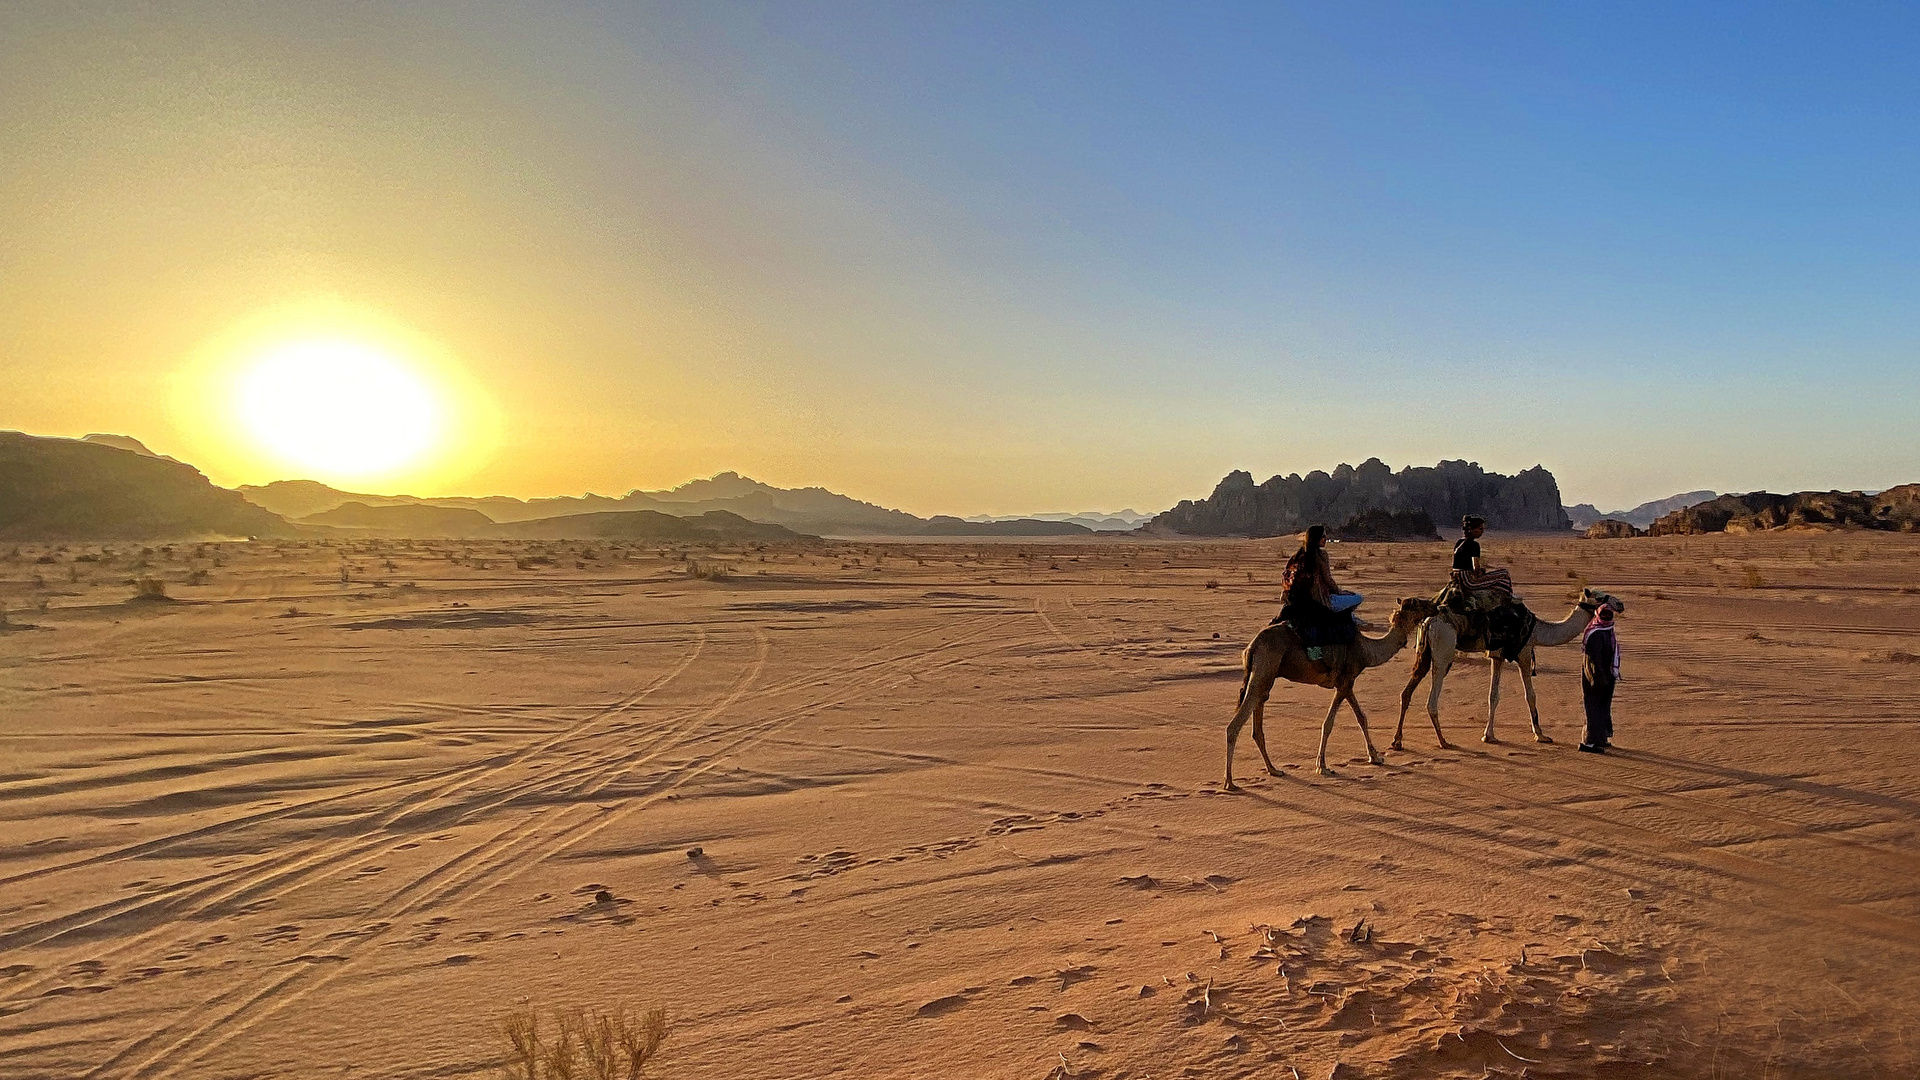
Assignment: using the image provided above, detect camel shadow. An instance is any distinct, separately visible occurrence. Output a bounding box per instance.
[1624,748,1920,817]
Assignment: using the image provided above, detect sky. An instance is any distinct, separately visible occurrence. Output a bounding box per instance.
[3,2,1918,515]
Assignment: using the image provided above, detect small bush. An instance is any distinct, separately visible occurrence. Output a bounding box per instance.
[135,577,168,600]
[1742,566,1765,589]
[500,1004,667,1080]
[1205,579,1220,589]
[187,569,211,585]
[687,560,732,581]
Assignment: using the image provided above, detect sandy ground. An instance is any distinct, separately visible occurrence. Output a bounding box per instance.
[2,532,1918,1079]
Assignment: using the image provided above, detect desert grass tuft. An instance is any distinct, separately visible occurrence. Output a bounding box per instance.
[1741,565,1765,589]
[134,576,168,601]
[499,1004,668,1080]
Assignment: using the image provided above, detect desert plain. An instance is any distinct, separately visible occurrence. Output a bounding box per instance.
[2,532,1918,1079]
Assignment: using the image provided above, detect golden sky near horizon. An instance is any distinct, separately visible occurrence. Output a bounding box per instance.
[7,5,1916,514]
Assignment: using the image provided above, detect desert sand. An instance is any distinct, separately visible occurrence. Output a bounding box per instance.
[3,532,1918,1078]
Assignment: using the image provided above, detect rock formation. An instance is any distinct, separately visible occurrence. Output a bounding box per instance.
[299,502,497,538]
[1583,519,1643,539]
[0,432,292,540]
[487,510,810,542]
[1647,487,1920,535]
[1149,459,1570,538]
[1566,490,1716,530]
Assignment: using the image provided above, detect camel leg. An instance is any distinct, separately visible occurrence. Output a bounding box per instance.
[1250,694,1283,778]
[1393,642,1432,751]
[1426,637,1456,750]
[1315,692,1344,776]
[1483,658,1504,743]
[1519,649,1551,743]
[1348,692,1385,765]
[1226,663,1275,792]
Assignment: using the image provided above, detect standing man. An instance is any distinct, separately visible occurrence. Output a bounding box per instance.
[1578,605,1620,753]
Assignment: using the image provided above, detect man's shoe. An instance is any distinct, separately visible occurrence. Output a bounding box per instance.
[1577,743,1606,754]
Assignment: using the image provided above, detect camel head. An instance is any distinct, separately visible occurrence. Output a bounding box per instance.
[1578,587,1625,615]
[1392,596,1442,630]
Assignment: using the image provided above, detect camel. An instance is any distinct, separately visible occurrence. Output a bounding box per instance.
[1225,596,1439,790]
[1392,586,1625,749]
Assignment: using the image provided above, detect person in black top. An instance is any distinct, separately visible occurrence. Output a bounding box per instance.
[1578,605,1620,753]
[1452,517,1484,574]
[1450,516,1512,601]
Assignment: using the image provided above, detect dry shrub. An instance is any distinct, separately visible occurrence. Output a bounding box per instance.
[1741,566,1765,589]
[686,560,731,581]
[134,577,168,601]
[500,1004,668,1080]
[1204,579,1220,589]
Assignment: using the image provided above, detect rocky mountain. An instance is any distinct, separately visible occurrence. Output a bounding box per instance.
[1647,488,1920,535]
[81,433,174,460]
[1148,459,1570,538]
[241,472,1068,537]
[962,509,1152,532]
[1,431,292,540]
[918,516,1092,536]
[1567,490,1717,530]
[488,510,809,542]
[299,502,497,538]
[1584,519,1643,539]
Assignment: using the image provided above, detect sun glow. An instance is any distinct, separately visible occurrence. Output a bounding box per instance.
[172,304,501,490]
[232,338,447,481]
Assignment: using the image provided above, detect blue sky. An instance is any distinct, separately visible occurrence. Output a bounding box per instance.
[4,2,1917,511]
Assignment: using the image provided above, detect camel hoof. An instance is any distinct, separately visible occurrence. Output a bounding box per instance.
[1368,754,1386,766]
[1535,734,1555,744]
[1224,781,1242,793]
[1482,735,1499,744]
[1265,766,1283,778]
[1437,741,1454,750]
[1317,766,1336,777]
[1389,740,1404,752]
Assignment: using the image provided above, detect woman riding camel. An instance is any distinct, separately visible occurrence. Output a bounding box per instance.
[1281,525,1362,641]
[1451,516,1513,602]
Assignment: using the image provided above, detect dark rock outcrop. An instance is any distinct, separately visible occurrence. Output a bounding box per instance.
[1648,487,1920,535]
[0,431,293,540]
[1583,519,1644,539]
[1335,509,1439,541]
[1149,459,1570,537]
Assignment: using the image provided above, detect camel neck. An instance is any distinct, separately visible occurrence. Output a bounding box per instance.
[1357,621,1411,668]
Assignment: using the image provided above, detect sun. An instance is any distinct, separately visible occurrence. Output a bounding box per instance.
[232,337,447,483]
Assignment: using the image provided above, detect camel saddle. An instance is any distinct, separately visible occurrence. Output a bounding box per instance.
[1433,584,1536,663]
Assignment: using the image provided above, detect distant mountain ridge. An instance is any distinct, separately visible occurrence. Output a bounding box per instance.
[1567,491,1717,530]
[242,471,1094,537]
[1149,458,1570,537]
[962,509,1149,532]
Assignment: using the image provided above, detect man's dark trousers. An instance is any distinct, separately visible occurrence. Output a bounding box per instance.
[1582,680,1614,747]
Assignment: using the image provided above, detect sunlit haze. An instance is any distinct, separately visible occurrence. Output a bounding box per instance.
[4,4,1919,511]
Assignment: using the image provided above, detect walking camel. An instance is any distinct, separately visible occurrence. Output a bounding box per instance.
[1392,586,1625,749]
[1226,596,1439,790]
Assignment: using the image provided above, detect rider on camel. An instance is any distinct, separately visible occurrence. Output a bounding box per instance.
[1280,525,1362,646]
[1451,515,1513,610]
